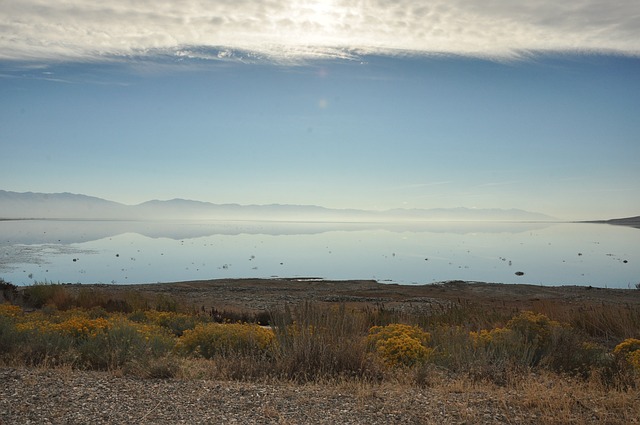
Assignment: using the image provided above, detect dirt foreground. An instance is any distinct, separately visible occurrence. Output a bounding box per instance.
[4,366,638,425]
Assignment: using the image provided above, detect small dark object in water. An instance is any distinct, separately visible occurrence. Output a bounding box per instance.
[623,260,628,263]
[515,271,524,276]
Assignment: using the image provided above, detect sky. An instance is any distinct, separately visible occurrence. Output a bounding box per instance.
[1,0,639,221]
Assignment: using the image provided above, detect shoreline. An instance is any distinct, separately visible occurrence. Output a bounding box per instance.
[45,278,640,314]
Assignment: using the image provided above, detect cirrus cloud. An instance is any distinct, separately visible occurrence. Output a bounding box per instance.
[1,0,639,62]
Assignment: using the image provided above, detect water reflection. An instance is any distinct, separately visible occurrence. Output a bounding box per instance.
[0,219,554,244]
[0,220,637,288]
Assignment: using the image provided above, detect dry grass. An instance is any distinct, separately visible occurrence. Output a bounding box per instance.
[532,299,640,344]
[1,281,639,422]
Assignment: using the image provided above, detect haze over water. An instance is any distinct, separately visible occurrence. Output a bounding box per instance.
[1,220,637,289]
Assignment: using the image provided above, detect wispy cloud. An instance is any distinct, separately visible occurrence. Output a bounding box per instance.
[1,0,639,63]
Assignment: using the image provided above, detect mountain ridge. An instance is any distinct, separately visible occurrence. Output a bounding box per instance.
[586,215,640,229]
[0,190,557,222]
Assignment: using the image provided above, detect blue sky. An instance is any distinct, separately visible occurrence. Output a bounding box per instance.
[1,1,639,220]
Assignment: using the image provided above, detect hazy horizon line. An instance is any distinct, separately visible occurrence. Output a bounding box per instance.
[0,188,559,219]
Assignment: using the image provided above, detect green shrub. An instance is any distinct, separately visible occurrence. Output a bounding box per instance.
[144,310,198,337]
[542,328,611,376]
[0,315,19,359]
[77,318,174,370]
[0,279,18,303]
[13,323,76,366]
[178,322,274,359]
[22,282,72,309]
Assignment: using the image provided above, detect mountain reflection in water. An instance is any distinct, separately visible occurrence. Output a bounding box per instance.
[0,220,637,288]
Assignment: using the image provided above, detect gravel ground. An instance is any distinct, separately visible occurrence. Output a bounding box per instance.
[2,367,636,424]
[1,367,441,424]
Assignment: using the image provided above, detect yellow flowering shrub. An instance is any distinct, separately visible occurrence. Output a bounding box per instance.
[138,310,197,336]
[506,311,565,364]
[56,317,110,338]
[505,311,561,345]
[13,309,110,338]
[469,327,514,348]
[614,338,640,371]
[614,338,640,356]
[466,311,594,371]
[6,307,174,363]
[0,303,23,318]
[628,350,640,371]
[368,324,433,367]
[288,321,316,336]
[466,326,515,358]
[178,323,275,358]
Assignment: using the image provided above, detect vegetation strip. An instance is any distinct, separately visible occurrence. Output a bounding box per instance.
[1,279,639,423]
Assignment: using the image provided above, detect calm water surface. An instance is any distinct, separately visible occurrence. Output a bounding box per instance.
[0,220,638,288]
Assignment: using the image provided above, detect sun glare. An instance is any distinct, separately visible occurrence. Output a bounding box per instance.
[294,0,340,39]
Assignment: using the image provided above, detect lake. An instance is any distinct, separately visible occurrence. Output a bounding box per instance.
[0,220,638,288]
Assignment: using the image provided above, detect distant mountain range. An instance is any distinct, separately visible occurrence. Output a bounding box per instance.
[0,190,556,222]
[588,215,640,229]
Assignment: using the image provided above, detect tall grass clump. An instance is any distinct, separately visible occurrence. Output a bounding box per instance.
[426,310,615,385]
[270,302,379,382]
[530,299,640,343]
[22,282,75,309]
[569,304,640,343]
[416,301,516,331]
[18,282,160,313]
